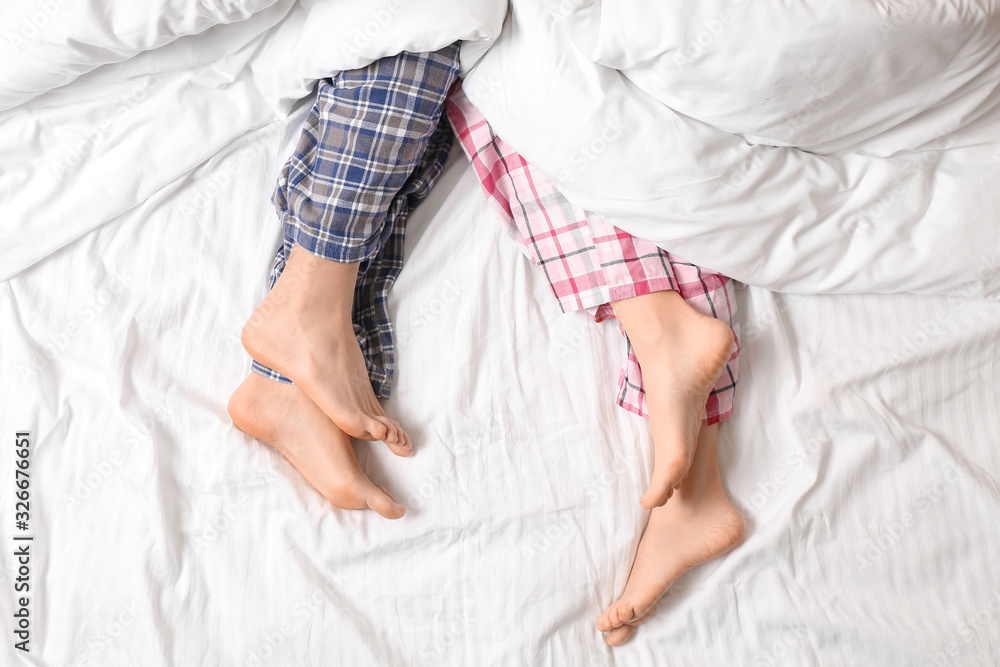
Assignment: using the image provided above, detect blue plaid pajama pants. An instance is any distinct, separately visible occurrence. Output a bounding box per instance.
[250,45,461,397]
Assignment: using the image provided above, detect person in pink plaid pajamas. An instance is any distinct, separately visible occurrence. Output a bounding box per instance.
[447,84,746,648]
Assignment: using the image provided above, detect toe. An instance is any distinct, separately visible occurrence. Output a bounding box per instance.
[597,608,614,633]
[605,625,636,647]
[381,418,398,445]
[363,484,406,520]
[641,455,689,508]
[599,601,632,631]
[614,601,637,627]
[322,482,369,511]
[376,485,399,504]
[640,478,675,509]
[328,413,387,442]
[359,417,388,442]
[630,601,659,626]
[393,420,411,447]
[384,421,413,457]
[371,418,390,442]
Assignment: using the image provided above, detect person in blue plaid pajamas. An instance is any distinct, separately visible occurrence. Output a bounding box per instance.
[228,44,461,519]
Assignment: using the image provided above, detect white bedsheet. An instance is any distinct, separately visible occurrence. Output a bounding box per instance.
[2,2,1000,665]
[2,133,999,665]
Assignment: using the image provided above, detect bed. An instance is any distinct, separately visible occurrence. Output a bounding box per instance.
[2,1,999,665]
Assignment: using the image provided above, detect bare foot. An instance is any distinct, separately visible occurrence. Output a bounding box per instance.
[241,244,408,447]
[228,372,407,519]
[598,425,745,646]
[612,290,734,508]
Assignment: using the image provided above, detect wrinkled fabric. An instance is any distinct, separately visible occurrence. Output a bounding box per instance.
[462,1,1000,297]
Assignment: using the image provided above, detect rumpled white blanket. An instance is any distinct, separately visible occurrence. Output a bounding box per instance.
[2,4,999,665]
[462,0,1000,296]
[0,0,505,281]
[5,1,999,297]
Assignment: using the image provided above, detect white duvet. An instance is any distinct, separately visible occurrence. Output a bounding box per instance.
[0,0,504,282]
[463,0,1000,296]
[2,1,999,666]
[5,0,1000,297]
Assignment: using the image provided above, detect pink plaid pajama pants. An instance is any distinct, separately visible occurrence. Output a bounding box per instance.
[445,84,739,425]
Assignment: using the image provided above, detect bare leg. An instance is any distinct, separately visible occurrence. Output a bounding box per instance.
[228,373,407,519]
[598,424,745,645]
[611,290,734,508]
[241,245,410,450]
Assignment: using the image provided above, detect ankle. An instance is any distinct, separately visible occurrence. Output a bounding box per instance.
[673,474,726,505]
[278,246,358,313]
[612,290,693,345]
[287,244,358,281]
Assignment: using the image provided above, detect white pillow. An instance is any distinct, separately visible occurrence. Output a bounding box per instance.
[547,0,1000,155]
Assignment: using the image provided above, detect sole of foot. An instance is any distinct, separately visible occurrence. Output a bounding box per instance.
[634,310,735,509]
[598,485,746,646]
[228,373,406,519]
[597,496,746,646]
